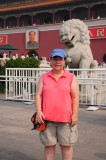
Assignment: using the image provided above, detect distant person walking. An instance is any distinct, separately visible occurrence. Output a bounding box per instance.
[103,53,106,63]
[9,51,12,58]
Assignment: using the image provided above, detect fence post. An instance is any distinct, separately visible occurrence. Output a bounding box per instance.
[5,68,7,99]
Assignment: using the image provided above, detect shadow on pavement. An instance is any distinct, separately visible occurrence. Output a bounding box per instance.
[0,148,36,160]
[95,153,106,160]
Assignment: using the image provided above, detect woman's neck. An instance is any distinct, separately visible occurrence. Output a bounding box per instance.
[52,69,64,75]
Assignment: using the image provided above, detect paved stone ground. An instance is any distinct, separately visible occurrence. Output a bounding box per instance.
[0,100,106,160]
[0,93,5,100]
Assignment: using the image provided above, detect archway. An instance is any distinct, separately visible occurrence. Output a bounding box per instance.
[72,7,88,20]
[19,15,31,26]
[91,4,106,19]
[0,18,4,28]
[55,10,70,23]
[6,16,17,28]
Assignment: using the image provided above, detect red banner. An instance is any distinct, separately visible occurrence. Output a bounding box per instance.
[89,27,106,39]
[0,35,7,45]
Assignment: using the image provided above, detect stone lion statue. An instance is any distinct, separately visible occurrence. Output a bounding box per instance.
[60,19,97,69]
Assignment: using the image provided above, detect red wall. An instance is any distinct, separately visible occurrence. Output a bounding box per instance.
[6,28,106,62]
[8,33,25,55]
[90,38,106,62]
[38,30,64,60]
[7,30,64,60]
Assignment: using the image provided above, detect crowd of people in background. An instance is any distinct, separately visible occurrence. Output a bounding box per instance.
[0,50,39,60]
[0,50,51,68]
[0,51,106,68]
[98,53,106,67]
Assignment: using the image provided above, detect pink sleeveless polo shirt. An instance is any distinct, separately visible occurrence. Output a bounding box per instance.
[42,70,74,122]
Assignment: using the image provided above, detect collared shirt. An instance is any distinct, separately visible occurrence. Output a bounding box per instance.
[41,70,74,122]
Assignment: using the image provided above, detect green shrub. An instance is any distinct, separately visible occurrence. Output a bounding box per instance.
[0,82,5,93]
[0,57,40,93]
[5,57,40,68]
[0,66,5,75]
[0,66,5,93]
[0,57,40,75]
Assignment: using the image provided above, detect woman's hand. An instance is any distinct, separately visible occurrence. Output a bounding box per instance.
[71,114,78,126]
[36,111,45,124]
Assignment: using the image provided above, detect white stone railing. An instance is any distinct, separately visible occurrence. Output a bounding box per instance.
[4,68,106,107]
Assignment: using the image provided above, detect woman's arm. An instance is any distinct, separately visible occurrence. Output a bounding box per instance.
[35,77,45,123]
[70,75,79,125]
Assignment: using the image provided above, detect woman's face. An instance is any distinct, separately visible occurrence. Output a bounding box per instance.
[50,56,65,70]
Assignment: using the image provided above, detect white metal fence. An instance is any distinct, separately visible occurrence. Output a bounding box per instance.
[1,68,106,107]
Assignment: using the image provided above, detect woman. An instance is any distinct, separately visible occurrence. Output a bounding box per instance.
[35,48,79,160]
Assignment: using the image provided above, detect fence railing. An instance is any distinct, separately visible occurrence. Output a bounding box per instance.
[0,68,106,107]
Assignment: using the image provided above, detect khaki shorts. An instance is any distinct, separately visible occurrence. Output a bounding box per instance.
[39,121,78,146]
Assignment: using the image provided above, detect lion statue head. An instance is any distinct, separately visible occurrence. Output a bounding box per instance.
[60,19,90,48]
[59,19,97,69]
